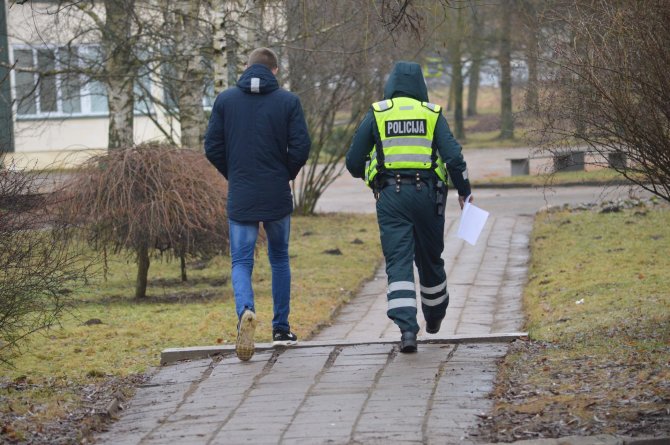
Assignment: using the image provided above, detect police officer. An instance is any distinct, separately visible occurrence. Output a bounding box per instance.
[346,61,472,353]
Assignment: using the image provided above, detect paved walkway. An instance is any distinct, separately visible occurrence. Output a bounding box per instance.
[95,149,648,445]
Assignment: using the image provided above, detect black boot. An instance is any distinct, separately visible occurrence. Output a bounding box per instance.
[425,318,443,334]
[400,331,417,353]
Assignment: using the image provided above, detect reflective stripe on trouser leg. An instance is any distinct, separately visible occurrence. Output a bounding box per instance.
[386,281,418,334]
[377,186,426,335]
[420,280,449,324]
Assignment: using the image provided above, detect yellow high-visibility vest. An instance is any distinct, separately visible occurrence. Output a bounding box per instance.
[365,97,447,187]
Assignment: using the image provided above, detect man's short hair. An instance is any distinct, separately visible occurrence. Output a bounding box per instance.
[248,47,279,70]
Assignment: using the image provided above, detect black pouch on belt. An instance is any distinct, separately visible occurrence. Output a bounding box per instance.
[435,181,447,216]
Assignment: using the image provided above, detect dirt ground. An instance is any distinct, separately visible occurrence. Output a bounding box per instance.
[476,339,670,442]
[0,374,148,444]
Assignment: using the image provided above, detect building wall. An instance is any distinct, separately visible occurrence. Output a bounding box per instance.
[7,115,171,169]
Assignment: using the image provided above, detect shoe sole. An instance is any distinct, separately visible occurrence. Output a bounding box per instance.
[236,311,257,361]
[272,340,298,347]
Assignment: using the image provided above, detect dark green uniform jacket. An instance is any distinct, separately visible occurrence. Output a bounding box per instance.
[345,61,471,197]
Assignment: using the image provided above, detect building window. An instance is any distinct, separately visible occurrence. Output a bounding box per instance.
[12,45,153,119]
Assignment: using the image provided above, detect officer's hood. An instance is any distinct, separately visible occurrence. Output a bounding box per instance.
[237,63,279,94]
[383,61,429,102]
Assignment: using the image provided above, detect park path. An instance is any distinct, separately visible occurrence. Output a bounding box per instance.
[95,149,643,445]
[95,209,529,443]
[312,213,529,342]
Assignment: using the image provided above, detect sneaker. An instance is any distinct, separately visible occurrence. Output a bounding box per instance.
[272,329,298,346]
[400,331,417,353]
[425,317,443,334]
[236,310,257,361]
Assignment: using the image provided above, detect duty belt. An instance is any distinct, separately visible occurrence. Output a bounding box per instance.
[378,173,432,193]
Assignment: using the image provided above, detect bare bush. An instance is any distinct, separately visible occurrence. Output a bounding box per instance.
[58,143,229,299]
[533,0,670,202]
[0,168,84,364]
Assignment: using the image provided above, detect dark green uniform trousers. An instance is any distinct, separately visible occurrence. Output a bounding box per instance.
[376,182,450,334]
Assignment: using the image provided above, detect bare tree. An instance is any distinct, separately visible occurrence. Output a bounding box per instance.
[0,168,86,363]
[533,0,670,202]
[101,0,137,148]
[444,4,465,139]
[519,0,542,113]
[465,1,485,118]
[148,0,214,148]
[211,0,267,91]
[498,0,515,139]
[58,144,229,299]
[0,14,87,361]
[81,0,217,149]
[283,0,399,215]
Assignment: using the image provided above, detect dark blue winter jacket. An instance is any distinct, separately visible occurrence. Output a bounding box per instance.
[204,64,311,222]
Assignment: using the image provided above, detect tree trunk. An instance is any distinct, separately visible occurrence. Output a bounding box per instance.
[498,0,514,140]
[175,0,208,149]
[212,0,240,90]
[451,48,465,139]
[243,0,264,48]
[103,0,136,149]
[467,55,481,117]
[446,79,454,112]
[180,252,187,282]
[525,44,538,112]
[225,29,239,88]
[523,1,540,112]
[135,243,150,299]
[212,0,227,91]
[449,7,465,140]
[466,2,483,118]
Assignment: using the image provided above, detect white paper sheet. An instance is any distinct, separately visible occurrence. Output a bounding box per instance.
[457,196,489,246]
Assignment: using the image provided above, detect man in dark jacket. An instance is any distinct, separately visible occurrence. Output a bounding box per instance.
[205,47,311,361]
[346,61,472,353]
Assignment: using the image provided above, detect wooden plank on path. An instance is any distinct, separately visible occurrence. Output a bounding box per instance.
[160,332,528,365]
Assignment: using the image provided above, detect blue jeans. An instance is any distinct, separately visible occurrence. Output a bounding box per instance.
[228,215,291,332]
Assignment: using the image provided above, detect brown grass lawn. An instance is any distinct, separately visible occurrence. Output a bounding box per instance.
[479,203,670,441]
[0,213,382,443]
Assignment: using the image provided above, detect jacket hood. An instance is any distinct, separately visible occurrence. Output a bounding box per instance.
[383,61,429,102]
[237,64,279,94]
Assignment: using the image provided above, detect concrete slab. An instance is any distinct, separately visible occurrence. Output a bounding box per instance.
[160,332,527,364]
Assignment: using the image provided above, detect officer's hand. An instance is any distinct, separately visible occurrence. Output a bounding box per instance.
[458,195,473,209]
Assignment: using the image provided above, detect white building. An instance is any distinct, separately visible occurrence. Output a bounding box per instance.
[0,0,215,169]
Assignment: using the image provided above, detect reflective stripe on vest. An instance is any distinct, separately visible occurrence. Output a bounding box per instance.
[366,97,447,186]
[372,99,393,112]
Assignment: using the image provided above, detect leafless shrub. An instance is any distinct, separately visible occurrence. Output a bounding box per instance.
[533,0,670,202]
[0,167,84,364]
[58,143,229,299]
